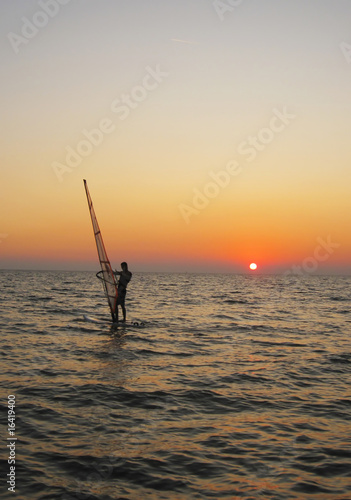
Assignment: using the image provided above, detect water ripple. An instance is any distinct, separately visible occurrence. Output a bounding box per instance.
[0,271,350,499]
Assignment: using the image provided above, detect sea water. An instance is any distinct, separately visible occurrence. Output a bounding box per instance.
[0,270,350,500]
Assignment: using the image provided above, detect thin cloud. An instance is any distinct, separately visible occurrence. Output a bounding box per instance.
[171,38,199,45]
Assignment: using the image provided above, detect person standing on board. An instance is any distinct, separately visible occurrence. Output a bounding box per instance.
[113,262,132,322]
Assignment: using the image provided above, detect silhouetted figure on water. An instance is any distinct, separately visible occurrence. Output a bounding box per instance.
[113,262,132,322]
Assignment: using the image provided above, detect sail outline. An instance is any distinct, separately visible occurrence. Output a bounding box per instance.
[83,179,118,322]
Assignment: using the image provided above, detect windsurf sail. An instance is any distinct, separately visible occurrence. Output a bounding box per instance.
[83,179,118,322]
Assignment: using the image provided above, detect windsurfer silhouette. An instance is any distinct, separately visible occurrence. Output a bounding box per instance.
[113,262,132,322]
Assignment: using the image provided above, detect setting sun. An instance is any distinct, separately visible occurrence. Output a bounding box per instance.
[249,263,258,270]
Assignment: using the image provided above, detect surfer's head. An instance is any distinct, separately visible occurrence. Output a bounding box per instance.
[121,262,128,271]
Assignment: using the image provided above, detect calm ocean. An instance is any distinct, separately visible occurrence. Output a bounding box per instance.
[1,270,350,500]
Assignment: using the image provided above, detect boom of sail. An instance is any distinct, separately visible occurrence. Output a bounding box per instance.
[83,179,118,321]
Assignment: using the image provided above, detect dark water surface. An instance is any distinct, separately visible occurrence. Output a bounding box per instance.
[1,271,350,499]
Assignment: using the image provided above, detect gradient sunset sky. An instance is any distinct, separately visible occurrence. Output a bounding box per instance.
[1,0,350,273]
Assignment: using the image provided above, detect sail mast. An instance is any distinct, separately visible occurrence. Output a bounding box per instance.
[83,179,118,322]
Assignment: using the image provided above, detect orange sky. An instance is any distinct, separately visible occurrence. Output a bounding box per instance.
[1,1,350,273]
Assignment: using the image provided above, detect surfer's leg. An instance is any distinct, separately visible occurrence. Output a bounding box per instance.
[119,290,126,322]
[121,304,126,323]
